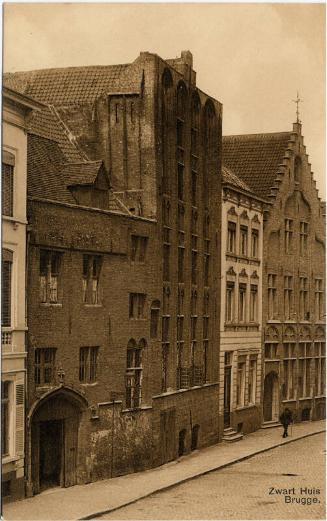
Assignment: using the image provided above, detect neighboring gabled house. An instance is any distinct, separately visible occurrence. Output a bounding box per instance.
[223,122,326,426]
[219,166,269,441]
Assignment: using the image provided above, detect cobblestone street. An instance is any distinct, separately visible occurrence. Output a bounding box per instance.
[99,433,325,520]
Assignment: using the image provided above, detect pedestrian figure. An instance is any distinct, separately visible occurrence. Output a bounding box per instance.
[279,408,293,438]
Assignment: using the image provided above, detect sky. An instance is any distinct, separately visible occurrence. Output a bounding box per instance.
[3,2,326,195]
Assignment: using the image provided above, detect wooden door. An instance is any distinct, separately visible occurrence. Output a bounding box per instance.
[263,373,273,421]
[224,366,231,427]
[160,409,176,464]
[64,416,78,487]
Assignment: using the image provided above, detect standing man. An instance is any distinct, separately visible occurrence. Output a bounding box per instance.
[279,408,293,438]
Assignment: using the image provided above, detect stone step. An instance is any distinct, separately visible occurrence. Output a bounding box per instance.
[223,427,235,434]
[261,421,282,429]
[222,432,244,442]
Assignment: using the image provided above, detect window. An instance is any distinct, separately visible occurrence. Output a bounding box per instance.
[250,284,258,322]
[178,246,185,283]
[248,357,257,404]
[129,293,146,319]
[283,343,296,400]
[79,346,98,384]
[284,276,293,320]
[35,348,56,385]
[40,250,61,304]
[126,340,143,408]
[314,342,326,396]
[299,277,309,320]
[315,279,324,321]
[238,283,246,322]
[2,153,15,217]
[268,274,277,320]
[226,281,235,323]
[236,357,246,407]
[131,235,148,262]
[150,300,160,338]
[177,164,184,201]
[176,311,184,389]
[240,226,248,256]
[82,255,102,304]
[298,343,312,398]
[191,171,197,206]
[251,229,259,258]
[1,381,10,456]
[285,219,293,253]
[227,221,236,253]
[2,251,12,327]
[204,239,210,287]
[191,249,198,285]
[163,243,170,282]
[300,222,308,255]
[162,288,170,392]
[265,343,278,360]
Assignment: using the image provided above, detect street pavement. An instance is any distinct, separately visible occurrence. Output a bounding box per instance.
[100,433,325,520]
[2,420,325,521]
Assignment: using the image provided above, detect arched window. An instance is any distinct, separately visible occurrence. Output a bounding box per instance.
[161,69,173,195]
[126,339,143,408]
[177,82,188,202]
[294,156,301,183]
[2,151,15,217]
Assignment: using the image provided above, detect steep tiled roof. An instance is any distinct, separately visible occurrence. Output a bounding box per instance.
[28,106,86,163]
[4,64,129,104]
[62,161,104,186]
[222,132,292,198]
[222,165,252,193]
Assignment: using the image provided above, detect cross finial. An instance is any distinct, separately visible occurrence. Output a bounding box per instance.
[292,92,303,123]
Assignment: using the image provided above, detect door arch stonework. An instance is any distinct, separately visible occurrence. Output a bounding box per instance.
[27,387,88,496]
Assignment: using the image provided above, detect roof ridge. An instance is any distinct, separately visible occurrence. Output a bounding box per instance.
[223,131,292,139]
[4,63,130,75]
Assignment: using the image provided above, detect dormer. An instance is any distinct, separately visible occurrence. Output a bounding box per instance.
[63,160,110,210]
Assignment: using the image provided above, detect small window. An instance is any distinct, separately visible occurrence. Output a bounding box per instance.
[40,250,62,304]
[131,236,148,262]
[150,300,160,338]
[79,347,99,383]
[82,255,102,304]
[34,348,56,385]
[251,229,259,258]
[126,339,143,408]
[2,251,13,327]
[129,293,146,319]
[240,226,248,256]
[227,222,236,253]
[2,161,14,217]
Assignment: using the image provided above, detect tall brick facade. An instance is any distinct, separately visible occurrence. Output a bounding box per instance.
[223,123,326,426]
[5,51,223,496]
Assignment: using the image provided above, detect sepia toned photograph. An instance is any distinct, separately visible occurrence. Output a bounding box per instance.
[1,2,326,520]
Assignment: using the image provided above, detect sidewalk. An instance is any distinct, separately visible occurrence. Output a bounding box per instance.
[3,420,325,521]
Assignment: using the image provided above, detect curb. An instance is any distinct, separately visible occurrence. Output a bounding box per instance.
[80,428,325,520]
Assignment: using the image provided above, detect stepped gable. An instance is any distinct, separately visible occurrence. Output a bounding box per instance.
[221,165,252,193]
[222,132,293,199]
[3,63,130,105]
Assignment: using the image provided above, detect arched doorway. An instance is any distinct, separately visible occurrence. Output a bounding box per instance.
[29,387,87,495]
[263,372,279,422]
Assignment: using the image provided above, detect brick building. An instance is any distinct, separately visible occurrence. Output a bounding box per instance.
[223,122,326,425]
[219,167,268,441]
[4,50,223,496]
[2,87,43,501]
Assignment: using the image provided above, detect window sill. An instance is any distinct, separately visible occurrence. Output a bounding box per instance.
[3,215,28,226]
[121,405,152,414]
[298,397,313,401]
[314,394,326,399]
[40,302,62,308]
[83,304,103,308]
[2,455,20,465]
[264,358,280,362]
[235,404,257,411]
[129,318,147,321]
[80,382,98,387]
[267,320,281,324]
